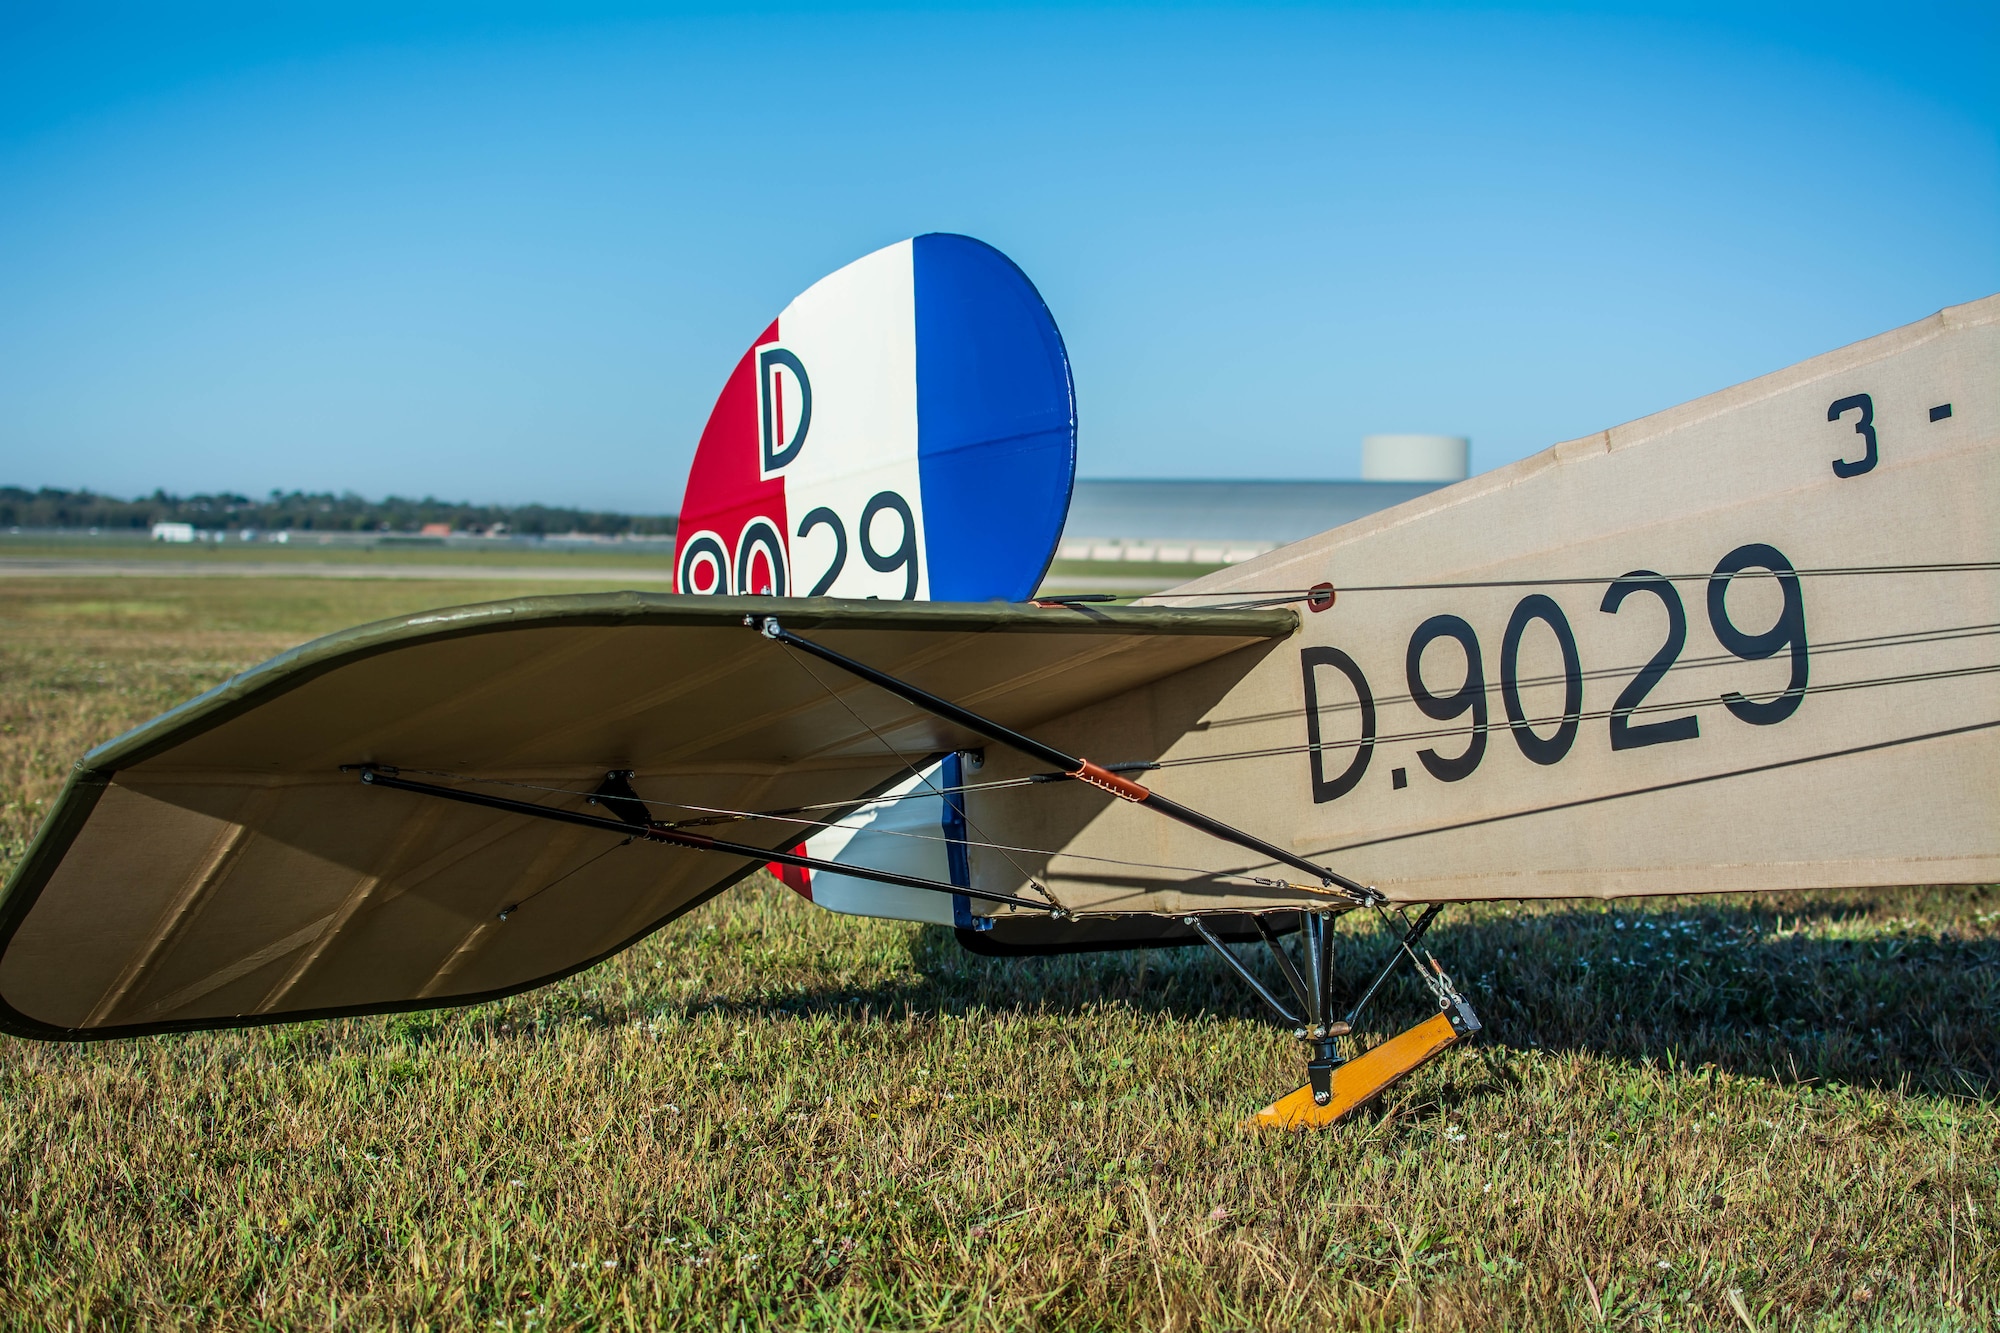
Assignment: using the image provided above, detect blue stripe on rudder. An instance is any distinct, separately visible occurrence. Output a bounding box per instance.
[913,234,1077,603]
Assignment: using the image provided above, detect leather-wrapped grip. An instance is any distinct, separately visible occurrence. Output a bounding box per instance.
[1069,759,1151,802]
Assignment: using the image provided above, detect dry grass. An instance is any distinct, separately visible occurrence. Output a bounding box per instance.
[0,577,1994,1331]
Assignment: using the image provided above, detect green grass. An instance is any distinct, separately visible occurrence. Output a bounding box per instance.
[0,578,1995,1330]
[0,539,1229,594]
[1040,559,1231,584]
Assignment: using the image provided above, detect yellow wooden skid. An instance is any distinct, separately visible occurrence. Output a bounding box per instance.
[1248,1010,1464,1130]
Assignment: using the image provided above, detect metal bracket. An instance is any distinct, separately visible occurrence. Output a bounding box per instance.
[586,770,651,828]
[1297,910,1355,1105]
[1187,908,1359,1106]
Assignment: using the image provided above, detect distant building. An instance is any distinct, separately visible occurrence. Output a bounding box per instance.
[418,522,452,537]
[1056,478,1449,564]
[150,522,195,543]
[1361,434,1470,483]
[1057,435,1470,564]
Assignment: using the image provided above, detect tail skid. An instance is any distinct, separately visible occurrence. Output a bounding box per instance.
[1186,900,1483,1129]
[1249,1004,1477,1130]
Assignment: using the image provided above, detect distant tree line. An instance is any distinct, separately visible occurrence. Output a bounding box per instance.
[0,487,677,537]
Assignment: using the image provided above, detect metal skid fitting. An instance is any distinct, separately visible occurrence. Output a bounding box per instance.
[1249,1002,1478,1131]
[1298,910,1348,1107]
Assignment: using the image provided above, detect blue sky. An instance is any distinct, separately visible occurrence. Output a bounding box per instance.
[2,3,1993,512]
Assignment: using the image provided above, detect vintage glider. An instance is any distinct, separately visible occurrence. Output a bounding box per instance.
[1,235,1992,1130]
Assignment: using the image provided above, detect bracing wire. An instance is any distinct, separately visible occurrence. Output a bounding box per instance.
[385,662,1996,894]
[498,835,633,919]
[1200,620,2000,729]
[388,765,1048,824]
[390,634,1999,839]
[366,581,2000,904]
[1087,559,2000,608]
[1304,716,2000,859]
[393,770,1295,892]
[771,640,1068,908]
[376,649,1996,897]
[1157,659,2000,770]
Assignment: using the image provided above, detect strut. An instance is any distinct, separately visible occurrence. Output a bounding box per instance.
[748,614,1379,903]
[353,766,1062,917]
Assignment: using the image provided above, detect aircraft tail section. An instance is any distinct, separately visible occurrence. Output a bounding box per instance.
[954,295,2000,911]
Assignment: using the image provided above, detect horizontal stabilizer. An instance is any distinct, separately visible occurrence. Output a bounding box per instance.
[0,594,1290,1038]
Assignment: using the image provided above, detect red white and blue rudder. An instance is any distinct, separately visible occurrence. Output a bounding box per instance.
[676,234,1077,928]
[675,233,1076,604]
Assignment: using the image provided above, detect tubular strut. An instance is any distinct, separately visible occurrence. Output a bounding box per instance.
[1343,903,1445,1032]
[1182,915,1301,1026]
[749,615,1381,904]
[353,767,1062,917]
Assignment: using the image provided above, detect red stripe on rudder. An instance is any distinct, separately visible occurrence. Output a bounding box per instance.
[769,845,812,900]
[676,317,790,592]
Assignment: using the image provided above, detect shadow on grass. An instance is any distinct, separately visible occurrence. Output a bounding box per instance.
[689,884,2000,1102]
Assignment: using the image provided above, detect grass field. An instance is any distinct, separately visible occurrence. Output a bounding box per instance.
[0,534,1218,596]
[0,535,676,570]
[0,576,1995,1331]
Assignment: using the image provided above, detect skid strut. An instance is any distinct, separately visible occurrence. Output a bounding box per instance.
[1187,904,1481,1129]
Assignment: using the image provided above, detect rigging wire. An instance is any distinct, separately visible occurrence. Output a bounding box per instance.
[371,648,1996,899]
[1154,660,2000,769]
[380,655,1995,891]
[1214,620,2000,726]
[386,635,2000,837]
[771,639,1068,909]
[393,768,1298,892]
[360,593,2000,904]
[1304,716,2000,859]
[497,835,633,920]
[652,618,2000,795]
[1071,559,2000,609]
[388,765,1047,823]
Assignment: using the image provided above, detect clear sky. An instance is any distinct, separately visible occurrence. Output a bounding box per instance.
[2,2,1994,512]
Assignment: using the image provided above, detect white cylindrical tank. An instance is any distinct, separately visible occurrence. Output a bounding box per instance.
[1361,434,1469,483]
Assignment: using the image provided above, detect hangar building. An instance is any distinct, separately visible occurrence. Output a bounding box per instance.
[1055,434,1468,564]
